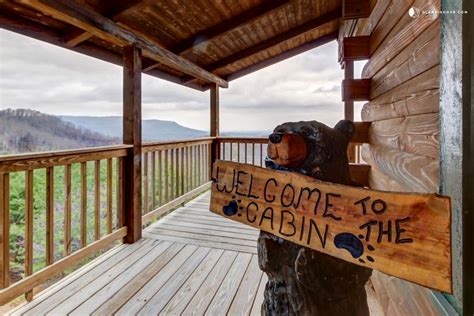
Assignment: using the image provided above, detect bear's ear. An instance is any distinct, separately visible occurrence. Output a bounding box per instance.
[334,120,355,142]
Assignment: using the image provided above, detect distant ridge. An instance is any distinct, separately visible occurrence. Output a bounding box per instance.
[60,115,208,141]
[0,109,119,154]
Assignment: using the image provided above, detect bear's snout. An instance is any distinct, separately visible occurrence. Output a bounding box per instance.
[269,132,283,144]
[267,133,307,168]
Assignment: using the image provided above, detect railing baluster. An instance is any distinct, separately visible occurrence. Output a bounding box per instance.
[116,158,123,228]
[244,143,248,164]
[46,167,54,265]
[252,143,255,165]
[170,149,175,201]
[186,146,189,192]
[180,148,185,195]
[64,165,72,256]
[230,143,233,162]
[190,146,194,189]
[194,146,198,188]
[158,151,162,206]
[222,142,226,160]
[94,160,100,241]
[25,170,34,301]
[80,163,87,247]
[152,152,156,210]
[107,158,113,234]
[143,153,148,214]
[237,143,240,162]
[176,148,180,197]
[164,150,169,203]
[198,145,201,186]
[207,143,211,181]
[260,143,263,166]
[1,173,10,289]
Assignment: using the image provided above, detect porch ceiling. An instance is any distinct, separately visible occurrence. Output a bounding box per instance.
[0,0,341,91]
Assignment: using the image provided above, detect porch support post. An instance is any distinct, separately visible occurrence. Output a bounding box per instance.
[122,45,142,243]
[343,60,356,162]
[210,83,220,179]
[439,0,472,313]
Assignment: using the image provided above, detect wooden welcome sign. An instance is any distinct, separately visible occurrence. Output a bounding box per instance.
[210,160,452,293]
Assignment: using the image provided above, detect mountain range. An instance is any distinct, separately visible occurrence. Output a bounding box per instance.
[0,109,269,154]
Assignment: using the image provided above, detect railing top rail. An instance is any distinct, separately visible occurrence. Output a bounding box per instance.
[0,144,133,162]
[0,144,132,173]
[216,136,268,143]
[142,137,215,153]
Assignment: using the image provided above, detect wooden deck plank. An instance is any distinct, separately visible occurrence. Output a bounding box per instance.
[9,192,266,316]
[183,250,239,315]
[250,273,268,316]
[17,239,152,315]
[147,228,257,247]
[205,252,253,315]
[151,222,258,241]
[164,213,255,230]
[91,242,186,315]
[137,247,212,315]
[10,243,125,315]
[228,255,263,316]
[70,241,175,315]
[154,218,259,236]
[115,244,198,315]
[160,249,225,315]
[46,240,164,315]
[144,232,257,254]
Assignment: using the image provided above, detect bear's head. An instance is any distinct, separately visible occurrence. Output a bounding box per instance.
[266,120,354,184]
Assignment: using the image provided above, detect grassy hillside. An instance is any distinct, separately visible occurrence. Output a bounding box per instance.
[0,109,119,154]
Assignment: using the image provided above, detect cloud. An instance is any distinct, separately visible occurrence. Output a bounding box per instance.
[0,29,344,132]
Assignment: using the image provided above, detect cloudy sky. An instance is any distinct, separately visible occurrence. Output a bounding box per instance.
[0,29,363,133]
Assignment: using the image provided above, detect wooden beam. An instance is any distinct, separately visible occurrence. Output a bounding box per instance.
[344,61,355,119]
[225,32,338,82]
[62,0,146,47]
[343,0,372,20]
[343,36,370,61]
[199,8,341,74]
[0,14,207,91]
[349,163,370,187]
[210,84,219,138]
[21,0,228,87]
[342,78,370,102]
[122,45,142,243]
[210,84,220,178]
[352,122,371,143]
[172,0,289,55]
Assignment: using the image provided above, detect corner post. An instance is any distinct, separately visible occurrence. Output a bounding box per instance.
[122,45,142,243]
[440,0,472,313]
[344,60,356,162]
[210,83,220,179]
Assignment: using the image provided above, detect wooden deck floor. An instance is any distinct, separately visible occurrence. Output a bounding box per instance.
[11,192,267,316]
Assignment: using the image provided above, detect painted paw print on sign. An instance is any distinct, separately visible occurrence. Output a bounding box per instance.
[334,232,375,264]
[222,196,243,217]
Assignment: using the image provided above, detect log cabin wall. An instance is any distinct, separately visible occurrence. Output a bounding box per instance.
[340,0,450,315]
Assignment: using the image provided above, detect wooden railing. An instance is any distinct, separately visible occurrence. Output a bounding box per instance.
[216,137,268,167]
[0,145,130,304]
[0,138,214,304]
[0,135,368,305]
[141,138,213,224]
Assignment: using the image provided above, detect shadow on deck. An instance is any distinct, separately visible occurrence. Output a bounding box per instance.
[10,192,266,315]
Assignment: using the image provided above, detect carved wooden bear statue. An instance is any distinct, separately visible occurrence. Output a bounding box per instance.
[259,120,372,316]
